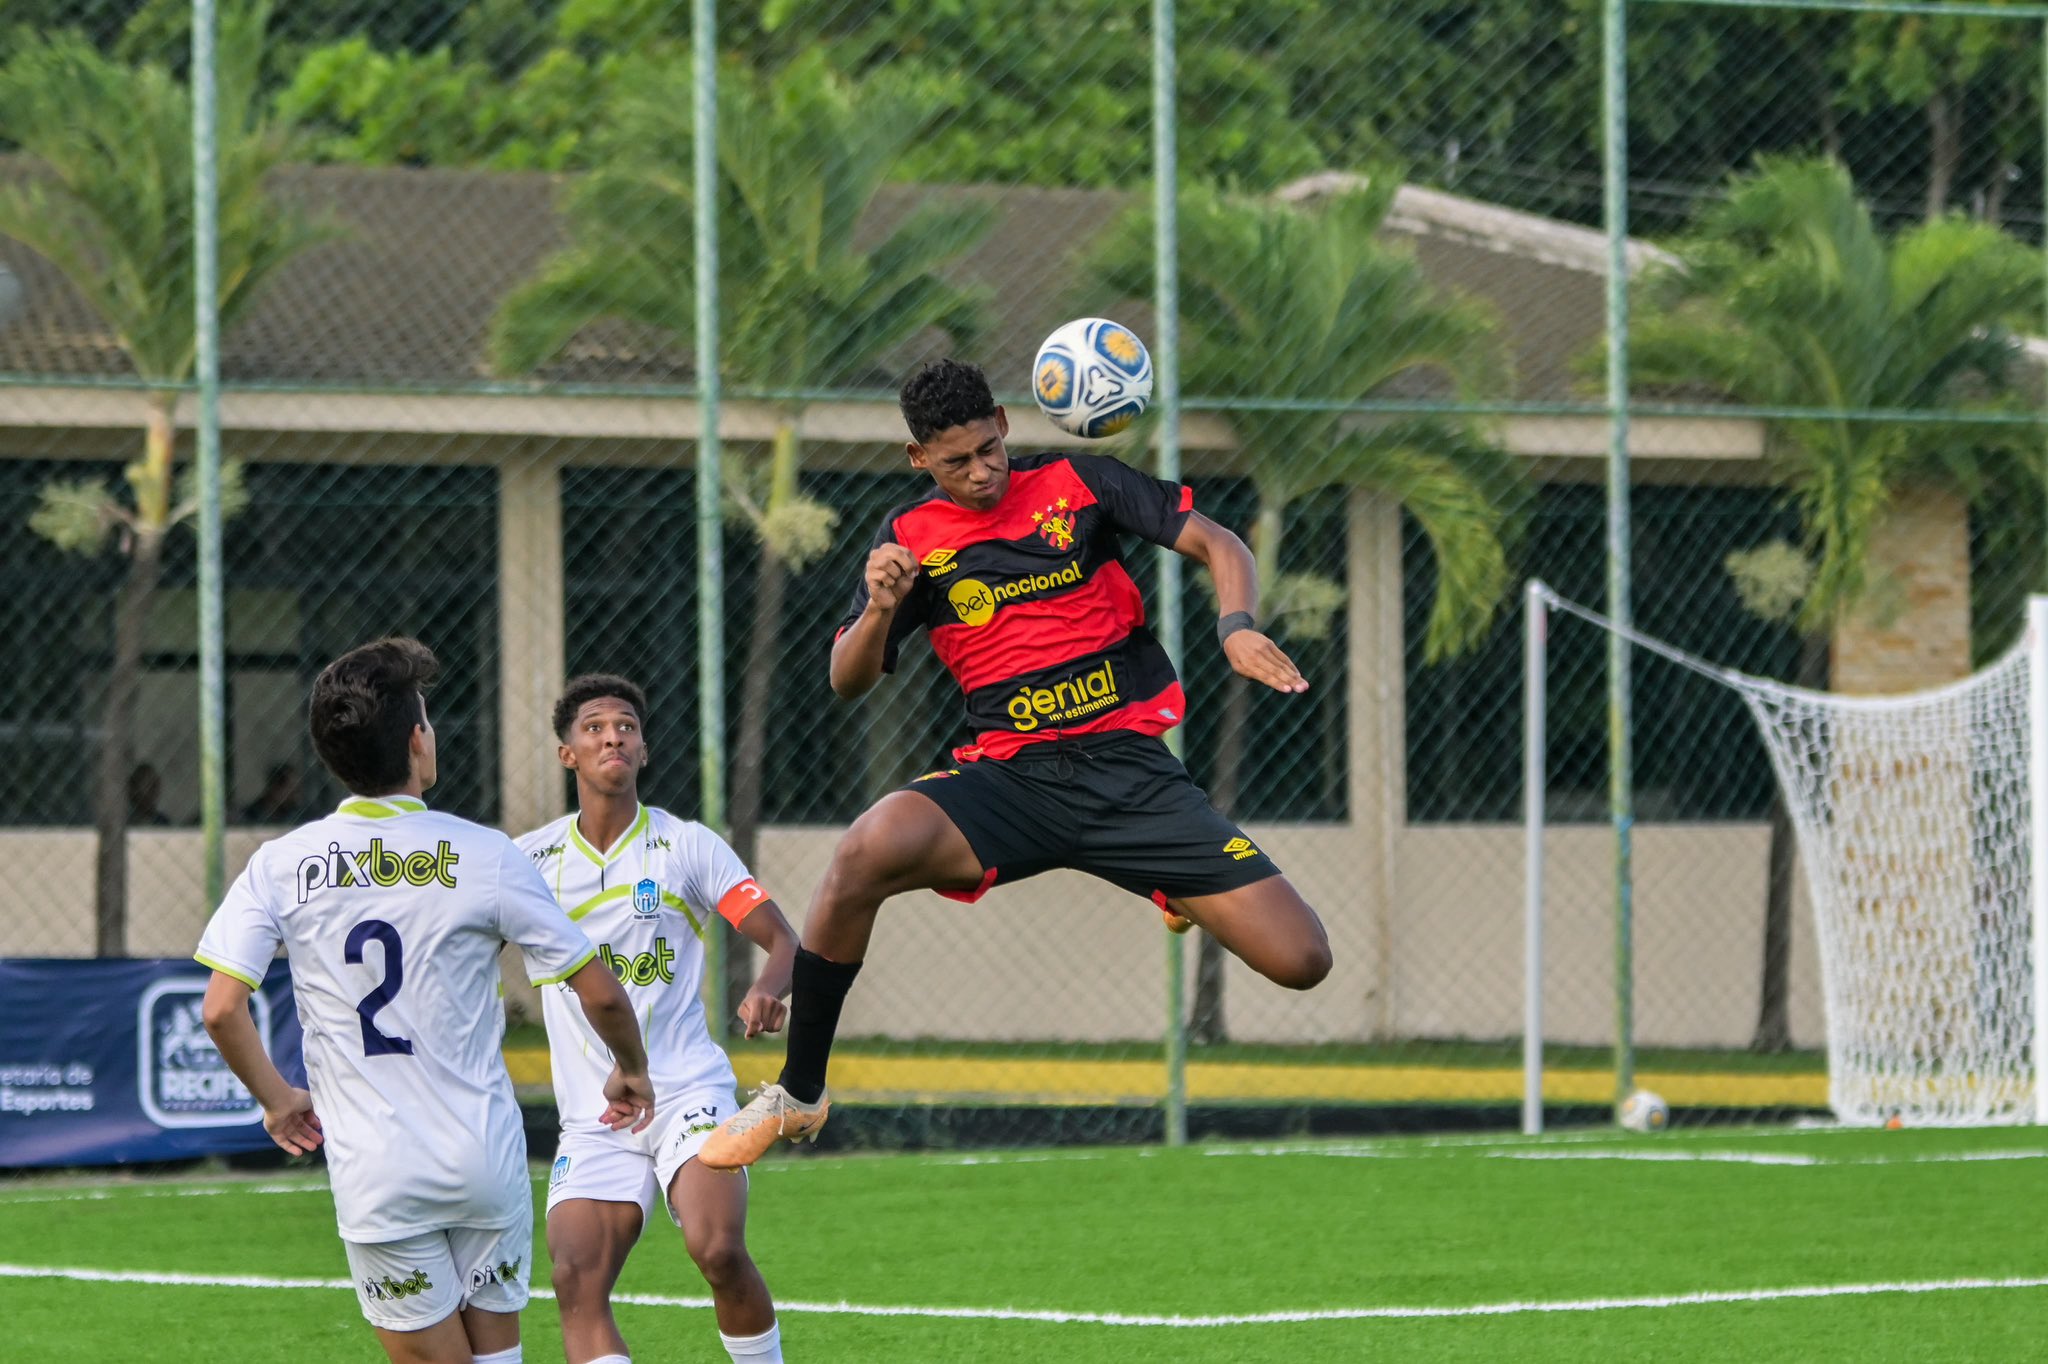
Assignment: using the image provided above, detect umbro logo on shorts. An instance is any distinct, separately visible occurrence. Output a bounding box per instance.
[1224,837,1260,861]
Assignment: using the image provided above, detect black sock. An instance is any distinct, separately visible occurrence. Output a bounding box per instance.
[778,948,862,1104]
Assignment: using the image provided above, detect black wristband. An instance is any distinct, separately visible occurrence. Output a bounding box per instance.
[1217,611,1256,647]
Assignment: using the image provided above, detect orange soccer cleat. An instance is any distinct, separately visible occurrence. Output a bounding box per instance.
[697,1084,831,1169]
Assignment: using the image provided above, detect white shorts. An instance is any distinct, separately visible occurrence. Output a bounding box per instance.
[344,1215,532,1332]
[546,1089,734,1227]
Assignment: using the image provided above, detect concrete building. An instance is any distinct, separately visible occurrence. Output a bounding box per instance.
[0,165,1977,1052]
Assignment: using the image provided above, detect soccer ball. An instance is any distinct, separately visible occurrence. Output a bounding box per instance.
[1032,317,1153,439]
[1619,1089,1670,1133]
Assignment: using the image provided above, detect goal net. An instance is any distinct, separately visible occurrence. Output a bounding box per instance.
[1740,644,2033,1125]
[1539,587,2040,1127]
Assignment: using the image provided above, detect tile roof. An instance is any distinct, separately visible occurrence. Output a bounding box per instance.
[0,162,1629,405]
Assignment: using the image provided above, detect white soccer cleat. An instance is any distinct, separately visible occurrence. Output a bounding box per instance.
[698,1083,830,1169]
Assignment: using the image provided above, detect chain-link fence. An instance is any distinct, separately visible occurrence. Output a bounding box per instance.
[2,0,2044,1146]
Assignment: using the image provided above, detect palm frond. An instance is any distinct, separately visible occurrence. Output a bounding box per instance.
[28,479,123,555]
[1616,156,2039,627]
[0,1,320,384]
[1317,419,1518,659]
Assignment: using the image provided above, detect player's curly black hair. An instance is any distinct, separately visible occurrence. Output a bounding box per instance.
[899,358,997,444]
[308,637,438,796]
[552,673,649,741]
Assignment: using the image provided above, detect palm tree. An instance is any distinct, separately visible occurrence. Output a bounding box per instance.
[0,1,327,955]
[1627,156,2040,1050]
[492,52,991,1018]
[1095,178,1520,1041]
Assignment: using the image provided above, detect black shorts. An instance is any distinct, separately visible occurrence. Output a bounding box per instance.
[902,731,1282,906]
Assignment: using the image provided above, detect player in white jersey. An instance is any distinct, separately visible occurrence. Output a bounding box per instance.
[196,638,657,1364]
[516,674,798,1364]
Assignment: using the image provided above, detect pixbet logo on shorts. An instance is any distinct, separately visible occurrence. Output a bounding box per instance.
[138,980,266,1128]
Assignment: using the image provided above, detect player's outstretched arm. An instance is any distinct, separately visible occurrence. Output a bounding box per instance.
[830,542,920,699]
[564,960,656,1133]
[732,898,798,1038]
[199,972,323,1156]
[1172,513,1309,695]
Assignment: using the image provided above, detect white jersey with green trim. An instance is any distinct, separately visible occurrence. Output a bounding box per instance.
[516,805,761,1137]
[194,795,596,1243]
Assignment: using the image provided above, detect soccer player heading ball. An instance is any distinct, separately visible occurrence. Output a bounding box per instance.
[701,359,1333,1168]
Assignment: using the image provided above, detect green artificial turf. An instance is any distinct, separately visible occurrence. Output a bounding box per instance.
[2,1125,2042,1361]
[499,1025,1829,1076]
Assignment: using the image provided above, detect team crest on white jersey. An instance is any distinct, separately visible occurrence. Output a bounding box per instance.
[632,878,661,917]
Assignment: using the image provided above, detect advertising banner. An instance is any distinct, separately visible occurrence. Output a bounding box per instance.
[0,959,304,1168]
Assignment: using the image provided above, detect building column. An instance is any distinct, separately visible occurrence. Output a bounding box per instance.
[1347,489,1405,1038]
[498,453,567,1024]
[1829,485,1972,694]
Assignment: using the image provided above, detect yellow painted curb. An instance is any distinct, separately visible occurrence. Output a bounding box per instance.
[504,1048,1826,1109]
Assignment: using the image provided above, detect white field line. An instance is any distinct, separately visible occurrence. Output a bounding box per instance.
[1491,1150,1822,1165]
[1204,1145,2048,1168]
[0,1182,327,1207]
[5,1262,2048,1328]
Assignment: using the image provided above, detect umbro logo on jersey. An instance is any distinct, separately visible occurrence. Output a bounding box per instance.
[1224,837,1260,861]
[921,547,961,577]
[296,839,460,903]
[528,843,565,864]
[632,878,662,917]
[644,835,672,852]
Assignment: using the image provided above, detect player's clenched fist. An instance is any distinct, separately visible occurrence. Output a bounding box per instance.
[865,543,920,611]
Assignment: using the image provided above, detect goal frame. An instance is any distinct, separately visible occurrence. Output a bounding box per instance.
[1520,586,2048,1131]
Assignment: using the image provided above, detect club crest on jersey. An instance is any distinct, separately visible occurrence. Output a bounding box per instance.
[632,878,662,918]
[1031,498,1076,551]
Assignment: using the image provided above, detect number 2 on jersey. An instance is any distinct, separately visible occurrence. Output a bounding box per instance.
[344,919,416,1057]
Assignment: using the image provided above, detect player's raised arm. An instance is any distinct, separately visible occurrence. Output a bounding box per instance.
[830,539,921,699]
[200,972,324,1156]
[1173,512,1309,695]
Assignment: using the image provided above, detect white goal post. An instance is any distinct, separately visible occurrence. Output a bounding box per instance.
[1522,584,2048,1130]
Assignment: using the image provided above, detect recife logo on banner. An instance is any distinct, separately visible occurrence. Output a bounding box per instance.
[137,980,267,1128]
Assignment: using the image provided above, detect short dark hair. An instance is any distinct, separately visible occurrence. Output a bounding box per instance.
[308,637,438,796]
[900,358,996,444]
[553,674,649,741]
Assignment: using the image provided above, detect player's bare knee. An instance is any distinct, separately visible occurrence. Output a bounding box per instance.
[1268,933,1333,991]
[688,1235,752,1289]
[1294,938,1334,989]
[549,1251,604,1304]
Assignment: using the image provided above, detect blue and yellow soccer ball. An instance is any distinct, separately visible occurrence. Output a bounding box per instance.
[1032,317,1153,439]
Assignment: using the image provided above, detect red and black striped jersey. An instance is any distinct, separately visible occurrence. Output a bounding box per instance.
[836,452,1195,760]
